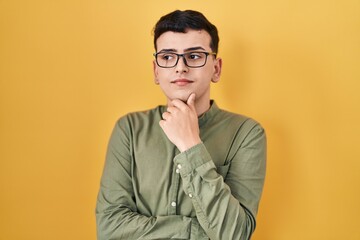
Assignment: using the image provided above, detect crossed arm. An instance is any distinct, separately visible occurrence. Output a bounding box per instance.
[96,95,266,239]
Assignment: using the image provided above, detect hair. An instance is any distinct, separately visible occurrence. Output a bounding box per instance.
[153,10,219,54]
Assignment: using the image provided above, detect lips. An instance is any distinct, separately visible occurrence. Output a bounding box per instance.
[171,79,194,86]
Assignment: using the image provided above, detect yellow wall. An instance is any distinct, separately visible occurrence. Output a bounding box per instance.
[1,0,359,239]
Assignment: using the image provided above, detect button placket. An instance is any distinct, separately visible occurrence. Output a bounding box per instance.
[168,158,181,215]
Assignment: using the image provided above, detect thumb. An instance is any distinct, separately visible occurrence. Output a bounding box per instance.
[187,93,196,110]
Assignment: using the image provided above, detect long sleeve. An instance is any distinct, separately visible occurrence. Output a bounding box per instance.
[174,119,266,240]
[96,103,266,240]
[95,117,208,239]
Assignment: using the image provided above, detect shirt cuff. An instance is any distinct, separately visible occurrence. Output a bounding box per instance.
[173,143,216,177]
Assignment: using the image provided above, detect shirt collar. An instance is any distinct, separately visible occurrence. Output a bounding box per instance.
[198,100,219,127]
[159,100,219,127]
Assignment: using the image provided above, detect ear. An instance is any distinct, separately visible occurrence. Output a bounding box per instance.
[153,60,159,85]
[211,57,222,83]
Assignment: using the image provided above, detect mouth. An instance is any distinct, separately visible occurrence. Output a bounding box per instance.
[171,78,194,86]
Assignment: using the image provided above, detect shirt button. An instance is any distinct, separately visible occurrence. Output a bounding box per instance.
[177,164,182,169]
[189,193,193,198]
[171,201,177,207]
[176,168,180,174]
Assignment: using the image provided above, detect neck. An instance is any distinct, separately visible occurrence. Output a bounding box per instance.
[166,93,211,116]
[166,98,210,116]
[195,99,211,116]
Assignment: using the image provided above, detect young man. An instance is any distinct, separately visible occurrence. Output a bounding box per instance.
[96,10,266,240]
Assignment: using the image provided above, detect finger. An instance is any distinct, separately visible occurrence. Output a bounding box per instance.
[162,111,171,120]
[159,120,165,128]
[171,99,188,111]
[166,106,177,114]
[187,93,196,111]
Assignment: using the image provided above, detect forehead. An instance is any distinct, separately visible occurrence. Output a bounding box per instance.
[156,29,212,51]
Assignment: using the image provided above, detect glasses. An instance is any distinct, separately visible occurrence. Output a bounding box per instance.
[153,51,217,68]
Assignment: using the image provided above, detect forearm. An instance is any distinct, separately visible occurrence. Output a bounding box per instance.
[96,200,193,240]
[174,144,254,240]
[174,122,266,240]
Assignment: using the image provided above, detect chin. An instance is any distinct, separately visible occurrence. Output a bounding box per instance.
[168,93,190,103]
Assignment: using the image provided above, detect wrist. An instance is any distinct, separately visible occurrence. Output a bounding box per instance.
[178,138,202,152]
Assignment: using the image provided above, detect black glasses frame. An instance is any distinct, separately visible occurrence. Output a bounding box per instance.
[153,51,217,68]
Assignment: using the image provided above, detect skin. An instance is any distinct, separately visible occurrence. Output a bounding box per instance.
[153,29,222,152]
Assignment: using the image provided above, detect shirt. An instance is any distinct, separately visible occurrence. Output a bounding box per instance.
[96,101,266,240]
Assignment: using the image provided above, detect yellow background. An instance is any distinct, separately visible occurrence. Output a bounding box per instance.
[1,0,359,239]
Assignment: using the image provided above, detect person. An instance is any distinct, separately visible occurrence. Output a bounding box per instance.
[96,9,266,240]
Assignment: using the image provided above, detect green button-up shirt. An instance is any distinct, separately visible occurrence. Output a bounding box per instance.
[96,101,266,240]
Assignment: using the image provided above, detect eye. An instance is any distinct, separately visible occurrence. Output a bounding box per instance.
[187,52,203,60]
[159,53,175,61]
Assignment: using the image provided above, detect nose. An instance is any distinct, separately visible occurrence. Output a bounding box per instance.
[175,55,189,73]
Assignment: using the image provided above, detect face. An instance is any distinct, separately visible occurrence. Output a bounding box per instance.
[153,29,222,106]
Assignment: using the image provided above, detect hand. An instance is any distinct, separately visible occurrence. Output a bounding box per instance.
[159,93,202,152]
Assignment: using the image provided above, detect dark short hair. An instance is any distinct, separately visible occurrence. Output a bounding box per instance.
[153,10,219,54]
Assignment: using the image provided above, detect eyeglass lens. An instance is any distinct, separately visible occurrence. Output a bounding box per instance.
[156,52,208,68]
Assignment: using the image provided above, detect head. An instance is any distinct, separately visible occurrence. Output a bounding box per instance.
[153,10,219,54]
[152,10,222,110]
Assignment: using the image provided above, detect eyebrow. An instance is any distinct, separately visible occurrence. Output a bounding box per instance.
[184,46,206,52]
[158,46,206,53]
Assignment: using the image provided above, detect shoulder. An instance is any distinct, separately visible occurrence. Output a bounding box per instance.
[217,107,262,130]
[116,105,164,128]
[214,106,265,143]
